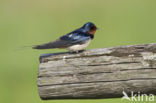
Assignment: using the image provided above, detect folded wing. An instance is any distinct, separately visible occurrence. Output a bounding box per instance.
[33,32,90,49]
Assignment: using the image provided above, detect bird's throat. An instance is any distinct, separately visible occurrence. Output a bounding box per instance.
[89,30,96,35]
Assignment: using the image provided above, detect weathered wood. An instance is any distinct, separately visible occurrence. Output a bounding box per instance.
[38,43,156,100]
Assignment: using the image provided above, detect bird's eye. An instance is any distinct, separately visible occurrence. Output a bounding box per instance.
[90,26,96,30]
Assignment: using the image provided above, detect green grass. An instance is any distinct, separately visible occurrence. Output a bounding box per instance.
[0,0,156,103]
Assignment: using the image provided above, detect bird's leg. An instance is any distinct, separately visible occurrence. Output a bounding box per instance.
[69,50,85,54]
[78,49,85,53]
[69,50,77,54]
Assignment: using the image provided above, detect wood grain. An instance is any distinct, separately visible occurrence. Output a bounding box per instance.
[38,43,156,100]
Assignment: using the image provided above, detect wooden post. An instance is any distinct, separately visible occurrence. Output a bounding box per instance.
[37,43,156,100]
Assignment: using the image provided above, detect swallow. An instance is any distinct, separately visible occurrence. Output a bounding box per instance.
[33,22,97,52]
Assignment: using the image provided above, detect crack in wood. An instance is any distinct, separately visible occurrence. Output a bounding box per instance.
[38,71,113,78]
[38,78,156,87]
[120,67,156,71]
[38,67,156,78]
[78,61,139,67]
[38,43,156,99]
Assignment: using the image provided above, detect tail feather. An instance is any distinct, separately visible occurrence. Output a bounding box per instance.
[32,39,67,49]
[32,42,56,49]
[33,38,73,49]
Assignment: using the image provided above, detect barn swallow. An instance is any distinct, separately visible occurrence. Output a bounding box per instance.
[33,22,97,52]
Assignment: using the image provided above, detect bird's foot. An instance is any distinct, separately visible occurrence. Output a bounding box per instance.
[69,50,85,54]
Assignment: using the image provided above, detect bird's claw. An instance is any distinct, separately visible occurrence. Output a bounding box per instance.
[69,50,85,54]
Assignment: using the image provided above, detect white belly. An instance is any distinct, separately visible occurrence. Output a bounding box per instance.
[67,40,91,51]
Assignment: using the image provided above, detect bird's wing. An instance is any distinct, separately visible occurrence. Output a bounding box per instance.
[60,32,91,44]
[33,32,90,49]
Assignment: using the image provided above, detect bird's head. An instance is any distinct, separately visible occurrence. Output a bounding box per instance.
[82,22,98,35]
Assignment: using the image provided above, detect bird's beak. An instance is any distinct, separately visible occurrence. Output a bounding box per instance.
[96,27,99,30]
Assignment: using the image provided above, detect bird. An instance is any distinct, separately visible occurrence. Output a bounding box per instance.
[33,22,98,53]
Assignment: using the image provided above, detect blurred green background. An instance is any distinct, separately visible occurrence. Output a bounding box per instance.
[0,0,156,103]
